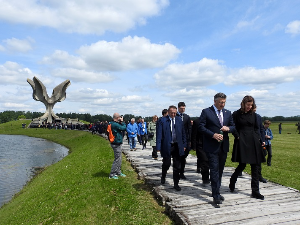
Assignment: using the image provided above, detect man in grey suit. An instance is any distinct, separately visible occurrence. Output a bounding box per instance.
[199,93,235,204]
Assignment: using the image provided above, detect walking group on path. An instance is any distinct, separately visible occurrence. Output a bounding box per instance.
[104,92,300,224]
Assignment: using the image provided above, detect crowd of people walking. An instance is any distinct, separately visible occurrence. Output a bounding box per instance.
[108,93,275,205]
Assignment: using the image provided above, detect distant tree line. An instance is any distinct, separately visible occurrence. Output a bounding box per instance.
[1,110,300,125]
[0,111,155,124]
[261,116,300,122]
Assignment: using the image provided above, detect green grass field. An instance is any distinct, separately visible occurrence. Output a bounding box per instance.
[0,120,172,225]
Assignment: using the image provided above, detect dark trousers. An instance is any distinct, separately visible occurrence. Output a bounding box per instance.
[258,163,263,179]
[265,145,272,165]
[152,146,158,158]
[231,163,260,193]
[196,147,209,181]
[141,134,147,148]
[138,135,142,144]
[180,146,190,175]
[206,150,227,199]
[162,143,181,186]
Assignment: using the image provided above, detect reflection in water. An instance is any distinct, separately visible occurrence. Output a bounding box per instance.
[0,135,69,208]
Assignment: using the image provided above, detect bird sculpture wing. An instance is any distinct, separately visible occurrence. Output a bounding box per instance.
[50,79,71,103]
[27,76,49,105]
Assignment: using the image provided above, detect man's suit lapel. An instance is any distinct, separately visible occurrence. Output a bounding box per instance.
[209,106,221,126]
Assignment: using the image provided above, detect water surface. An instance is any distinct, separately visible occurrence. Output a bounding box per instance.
[0,135,69,208]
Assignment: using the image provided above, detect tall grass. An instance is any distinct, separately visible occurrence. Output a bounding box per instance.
[0,120,172,225]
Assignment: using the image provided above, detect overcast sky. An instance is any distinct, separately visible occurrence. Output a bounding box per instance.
[1,0,300,118]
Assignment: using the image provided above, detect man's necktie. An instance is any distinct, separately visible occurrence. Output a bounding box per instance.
[218,110,223,126]
[180,113,183,121]
[172,118,176,142]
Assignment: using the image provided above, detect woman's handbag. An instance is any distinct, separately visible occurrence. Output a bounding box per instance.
[148,132,154,139]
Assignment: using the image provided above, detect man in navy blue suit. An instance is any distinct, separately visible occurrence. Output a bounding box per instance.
[199,93,235,204]
[156,105,186,191]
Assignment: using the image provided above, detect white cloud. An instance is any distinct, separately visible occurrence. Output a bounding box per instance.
[92,98,116,106]
[0,61,35,85]
[164,88,217,100]
[0,0,169,34]
[41,36,180,82]
[68,88,114,102]
[236,16,260,30]
[120,95,152,102]
[2,37,34,53]
[154,58,226,89]
[42,50,87,69]
[229,89,269,103]
[225,66,300,86]
[52,68,115,83]
[285,20,300,35]
[3,102,28,109]
[77,36,180,71]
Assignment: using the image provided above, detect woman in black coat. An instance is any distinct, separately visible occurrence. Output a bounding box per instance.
[229,96,265,200]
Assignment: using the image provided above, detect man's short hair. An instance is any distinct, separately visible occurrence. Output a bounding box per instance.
[264,120,271,125]
[214,92,227,100]
[168,105,177,110]
[178,102,186,108]
[131,118,135,121]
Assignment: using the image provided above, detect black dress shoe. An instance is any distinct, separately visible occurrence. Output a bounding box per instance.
[202,180,210,186]
[213,198,222,204]
[219,195,225,201]
[161,177,165,184]
[229,183,235,192]
[259,178,267,183]
[180,174,187,180]
[174,185,181,191]
[252,192,264,200]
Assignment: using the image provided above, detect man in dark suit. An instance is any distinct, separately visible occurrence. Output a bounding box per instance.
[191,117,210,185]
[156,105,186,191]
[199,93,235,204]
[176,102,192,180]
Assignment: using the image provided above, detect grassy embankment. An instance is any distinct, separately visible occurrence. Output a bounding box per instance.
[0,120,172,225]
[191,121,300,191]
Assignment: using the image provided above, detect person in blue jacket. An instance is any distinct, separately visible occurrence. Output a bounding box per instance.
[264,120,273,166]
[138,118,148,149]
[127,118,138,151]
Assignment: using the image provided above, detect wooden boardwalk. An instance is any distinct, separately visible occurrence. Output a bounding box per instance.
[121,140,300,225]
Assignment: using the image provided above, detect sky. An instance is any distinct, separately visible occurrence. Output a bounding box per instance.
[1,0,300,118]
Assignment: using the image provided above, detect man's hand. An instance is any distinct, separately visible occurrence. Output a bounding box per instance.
[184,147,186,151]
[213,133,223,142]
[220,126,230,132]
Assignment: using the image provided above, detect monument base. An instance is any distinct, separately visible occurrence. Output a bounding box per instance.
[29,117,84,128]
